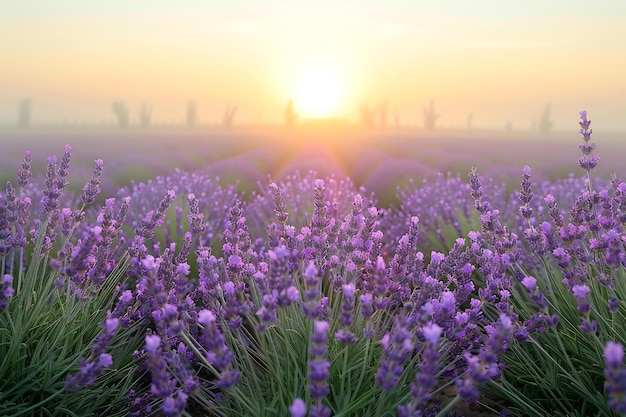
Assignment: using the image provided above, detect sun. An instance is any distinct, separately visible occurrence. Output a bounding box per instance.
[294,63,343,118]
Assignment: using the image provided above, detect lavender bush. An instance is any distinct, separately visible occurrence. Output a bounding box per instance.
[244,170,376,242]
[383,172,507,255]
[1,110,625,417]
[472,111,626,416]
[0,147,145,416]
[116,168,239,253]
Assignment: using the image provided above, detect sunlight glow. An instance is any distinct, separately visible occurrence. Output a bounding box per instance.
[294,63,344,118]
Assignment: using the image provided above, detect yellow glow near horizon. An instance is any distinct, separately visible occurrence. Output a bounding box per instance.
[293,62,344,119]
[2,5,626,129]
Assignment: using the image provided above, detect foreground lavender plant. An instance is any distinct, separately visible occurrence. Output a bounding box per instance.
[472,111,626,417]
[1,147,143,417]
[605,341,626,414]
[3,109,624,417]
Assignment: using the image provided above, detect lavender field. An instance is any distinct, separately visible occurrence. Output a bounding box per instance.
[2,124,624,200]
[1,112,626,417]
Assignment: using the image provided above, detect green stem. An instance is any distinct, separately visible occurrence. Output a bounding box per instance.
[4,386,65,417]
[435,394,461,417]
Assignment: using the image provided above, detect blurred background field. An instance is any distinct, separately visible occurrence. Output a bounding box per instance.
[0,124,623,208]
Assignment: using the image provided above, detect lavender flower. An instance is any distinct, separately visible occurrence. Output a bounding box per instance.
[0,274,15,311]
[371,256,390,309]
[334,283,357,344]
[41,207,60,257]
[81,159,104,205]
[310,179,331,267]
[187,193,207,238]
[308,320,331,417]
[161,390,188,417]
[577,110,599,172]
[256,292,278,332]
[64,353,114,393]
[605,341,626,414]
[269,182,289,225]
[302,261,322,319]
[360,293,376,338]
[57,144,71,186]
[458,314,513,402]
[197,309,240,387]
[399,322,442,414]
[17,150,32,189]
[144,334,176,401]
[572,283,591,314]
[289,398,307,417]
[376,319,413,390]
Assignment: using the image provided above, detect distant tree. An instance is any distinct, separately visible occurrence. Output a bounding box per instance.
[506,121,513,132]
[359,104,376,128]
[538,103,553,134]
[467,113,473,130]
[423,99,440,131]
[223,104,238,128]
[18,98,32,128]
[112,101,129,128]
[394,111,400,129]
[138,102,152,128]
[285,100,298,127]
[187,100,197,128]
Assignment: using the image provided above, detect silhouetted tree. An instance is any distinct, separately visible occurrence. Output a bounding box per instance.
[138,102,152,128]
[112,101,129,128]
[223,104,238,128]
[285,100,298,127]
[18,98,32,128]
[394,112,400,129]
[467,113,473,130]
[538,103,553,134]
[359,104,376,128]
[423,99,440,131]
[186,100,197,128]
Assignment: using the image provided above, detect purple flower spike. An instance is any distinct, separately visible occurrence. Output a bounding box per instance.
[522,276,537,292]
[572,284,590,299]
[97,353,113,368]
[81,159,104,205]
[289,398,307,417]
[145,334,161,355]
[198,309,215,325]
[377,320,413,390]
[17,150,32,188]
[198,309,237,371]
[422,323,442,346]
[105,318,119,335]
[605,341,624,368]
[604,341,626,414]
[577,110,598,173]
[145,333,175,400]
[308,319,330,410]
[0,274,14,311]
[335,282,357,338]
[572,284,591,314]
[579,110,591,131]
[269,182,289,225]
[402,322,443,412]
[161,390,188,417]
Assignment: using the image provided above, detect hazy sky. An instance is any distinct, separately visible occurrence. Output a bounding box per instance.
[2,1,625,130]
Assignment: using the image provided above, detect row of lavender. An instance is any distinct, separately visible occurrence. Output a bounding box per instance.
[1,111,625,416]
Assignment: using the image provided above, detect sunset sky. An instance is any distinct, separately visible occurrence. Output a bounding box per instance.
[1,1,625,130]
